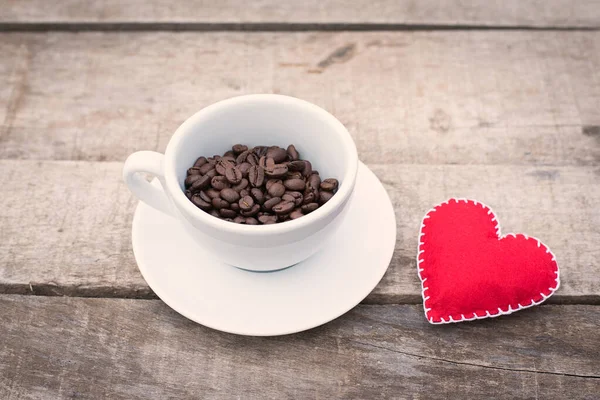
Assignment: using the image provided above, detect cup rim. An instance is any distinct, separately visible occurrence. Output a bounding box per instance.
[163,94,358,236]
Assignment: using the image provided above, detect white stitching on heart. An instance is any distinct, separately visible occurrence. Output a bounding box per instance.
[416,198,561,325]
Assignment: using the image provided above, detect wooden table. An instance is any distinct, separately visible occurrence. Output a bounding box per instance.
[1,1,599,398]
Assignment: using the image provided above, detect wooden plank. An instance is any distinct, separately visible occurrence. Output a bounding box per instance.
[1,160,599,303]
[1,31,600,164]
[1,0,599,28]
[0,296,598,398]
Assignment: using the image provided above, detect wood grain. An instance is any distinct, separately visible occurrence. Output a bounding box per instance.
[0,295,598,399]
[1,160,598,303]
[1,31,599,164]
[1,0,599,28]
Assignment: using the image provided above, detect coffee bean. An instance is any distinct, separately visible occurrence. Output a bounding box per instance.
[265,164,288,178]
[320,178,339,192]
[223,150,235,158]
[245,217,259,225]
[215,159,234,175]
[225,165,243,184]
[233,216,246,224]
[319,191,334,204]
[290,209,304,219]
[193,156,208,167]
[239,195,254,211]
[265,179,282,191]
[209,209,221,218]
[220,188,240,203]
[302,160,313,178]
[191,194,211,210]
[239,189,250,198]
[230,202,240,212]
[185,190,193,199]
[284,178,305,191]
[248,165,265,187]
[288,160,305,172]
[205,169,218,178]
[240,204,260,217]
[211,176,230,190]
[301,202,319,214]
[232,178,249,192]
[187,167,202,176]
[191,175,211,192]
[236,150,250,164]
[212,197,230,210]
[286,171,303,180]
[308,174,321,191]
[258,215,277,224]
[238,162,251,177]
[247,153,259,166]
[283,191,303,206]
[268,182,285,197]
[232,144,248,155]
[220,208,237,218]
[267,146,287,163]
[287,144,299,161]
[199,163,215,175]
[302,191,316,204]
[250,188,265,204]
[253,146,269,157]
[199,190,212,203]
[272,200,295,215]
[206,188,221,199]
[185,174,202,188]
[263,197,282,211]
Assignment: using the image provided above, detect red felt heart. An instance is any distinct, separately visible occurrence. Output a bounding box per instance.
[417,198,560,324]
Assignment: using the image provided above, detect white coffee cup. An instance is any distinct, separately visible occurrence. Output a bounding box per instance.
[123,94,358,271]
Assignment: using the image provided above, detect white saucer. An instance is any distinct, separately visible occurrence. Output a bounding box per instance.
[132,162,396,336]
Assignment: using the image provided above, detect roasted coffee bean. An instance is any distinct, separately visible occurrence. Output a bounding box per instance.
[278,213,290,222]
[286,171,303,180]
[206,188,221,199]
[224,150,235,157]
[267,146,287,163]
[240,189,250,198]
[215,159,234,175]
[193,156,208,167]
[212,197,230,210]
[265,164,288,178]
[263,197,282,211]
[236,150,250,164]
[266,179,283,191]
[301,202,319,214]
[191,175,211,191]
[283,191,303,206]
[199,163,215,175]
[302,160,313,178]
[220,188,240,203]
[287,144,299,161]
[220,208,237,218]
[211,176,230,190]
[250,188,265,204]
[302,191,316,204]
[248,165,265,187]
[199,190,212,203]
[284,178,305,191]
[239,195,254,211]
[258,214,277,224]
[233,216,246,224]
[207,157,218,165]
[245,217,259,225]
[225,165,243,184]
[209,209,221,218]
[240,204,260,217]
[290,209,304,219]
[185,174,202,188]
[238,162,251,177]
[320,178,339,192]
[205,169,218,178]
[272,200,295,215]
[287,160,305,172]
[253,146,269,157]
[267,182,285,197]
[187,167,202,176]
[232,178,249,192]
[191,194,211,210]
[247,153,259,166]
[319,190,334,204]
[232,144,248,155]
[185,190,193,199]
[308,174,321,191]
[222,155,236,164]
[230,202,240,212]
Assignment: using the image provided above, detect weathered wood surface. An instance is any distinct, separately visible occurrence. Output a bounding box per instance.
[1,32,600,164]
[1,160,598,302]
[0,296,598,399]
[1,0,599,28]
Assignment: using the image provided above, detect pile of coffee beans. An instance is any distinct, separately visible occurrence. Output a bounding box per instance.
[184,144,339,224]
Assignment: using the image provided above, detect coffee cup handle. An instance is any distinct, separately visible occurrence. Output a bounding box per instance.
[123,151,175,216]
